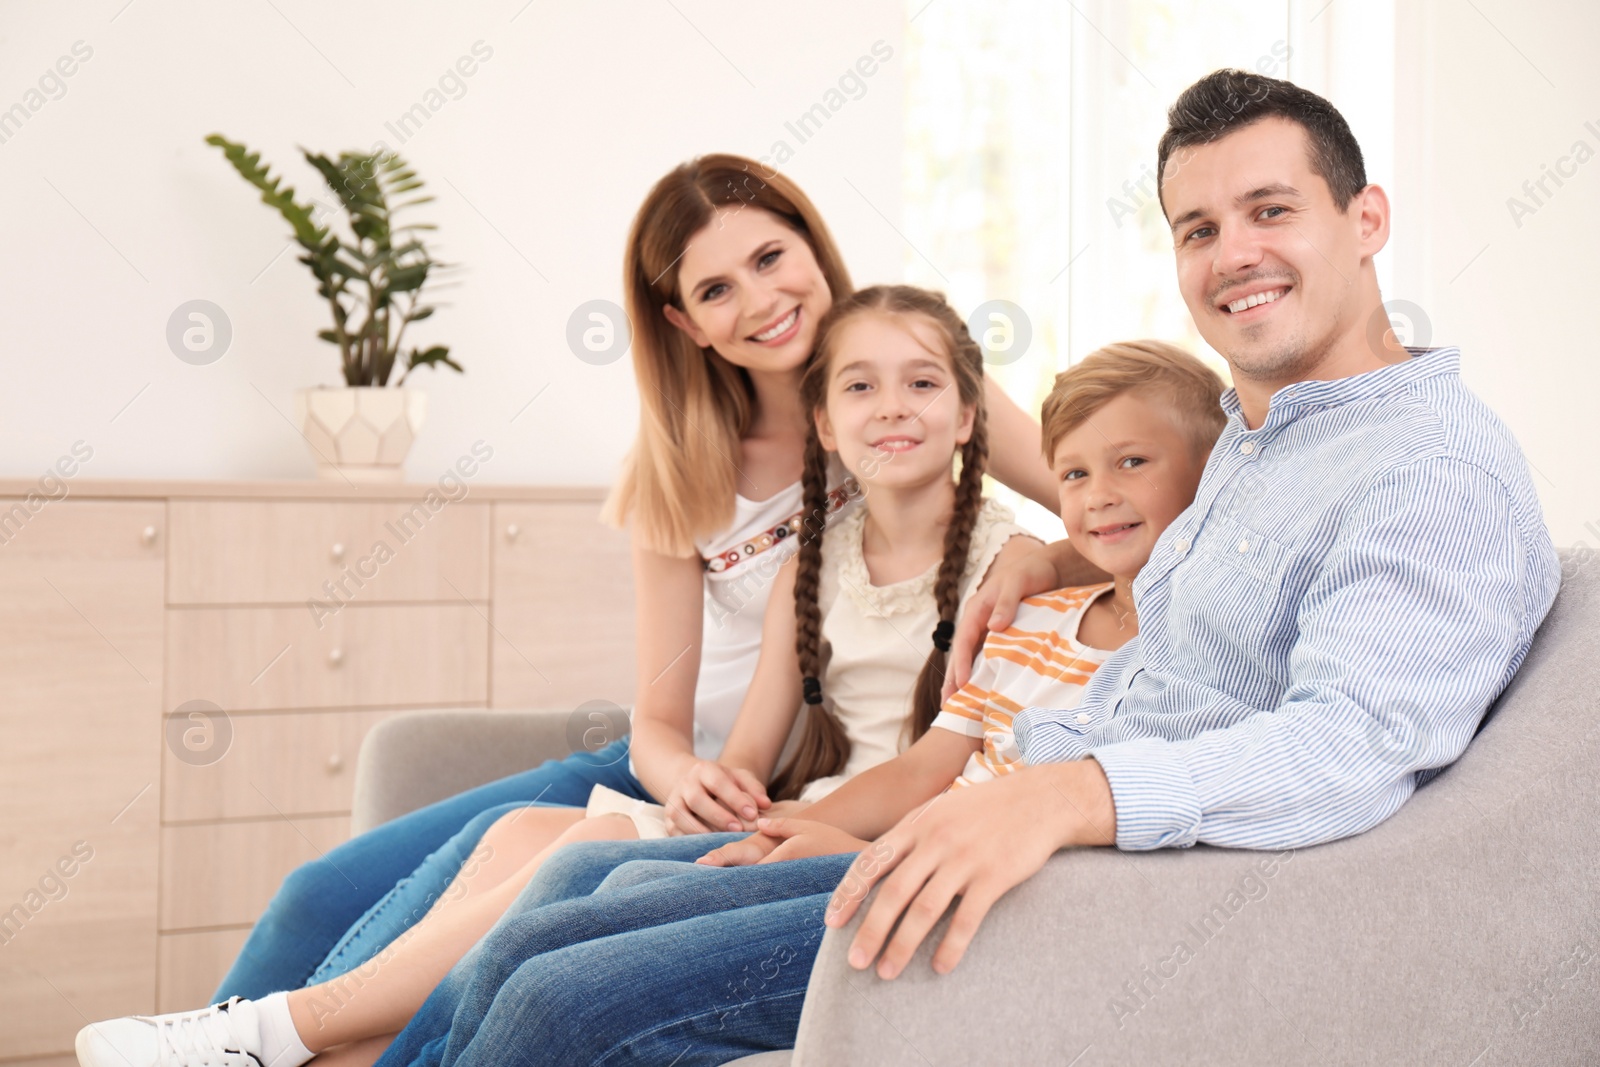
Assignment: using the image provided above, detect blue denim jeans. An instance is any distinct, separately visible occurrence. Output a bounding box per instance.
[375,836,857,1067]
[214,740,649,1000]
[307,800,532,984]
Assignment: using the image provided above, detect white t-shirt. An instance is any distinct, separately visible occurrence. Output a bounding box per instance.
[690,453,857,758]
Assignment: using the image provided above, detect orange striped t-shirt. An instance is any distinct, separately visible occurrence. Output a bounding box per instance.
[932,583,1117,788]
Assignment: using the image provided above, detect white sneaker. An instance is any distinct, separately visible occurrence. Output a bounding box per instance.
[76,996,265,1066]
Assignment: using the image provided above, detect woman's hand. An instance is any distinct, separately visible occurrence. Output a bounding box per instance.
[662,760,771,835]
[943,540,1064,700]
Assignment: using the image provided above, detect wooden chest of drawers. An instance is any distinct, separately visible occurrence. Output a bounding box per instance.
[0,480,634,1062]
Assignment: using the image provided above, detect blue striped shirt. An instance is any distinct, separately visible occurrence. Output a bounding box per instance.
[1013,346,1560,851]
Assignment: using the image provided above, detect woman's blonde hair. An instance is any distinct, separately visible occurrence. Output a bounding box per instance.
[1040,340,1228,465]
[768,285,990,802]
[600,154,853,557]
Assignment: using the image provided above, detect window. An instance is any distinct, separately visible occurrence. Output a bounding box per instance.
[900,0,1299,536]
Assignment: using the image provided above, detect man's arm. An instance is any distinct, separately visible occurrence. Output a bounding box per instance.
[824,758,1115,979]
[1037,456,1544,851]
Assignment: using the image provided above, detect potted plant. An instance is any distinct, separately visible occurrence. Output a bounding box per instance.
[206,134,462,482]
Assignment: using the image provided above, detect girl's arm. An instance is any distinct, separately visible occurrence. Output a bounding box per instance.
[792,727,978,840]
[698,727,979,866]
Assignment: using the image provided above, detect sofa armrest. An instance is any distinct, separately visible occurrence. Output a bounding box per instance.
[351,709,615,834]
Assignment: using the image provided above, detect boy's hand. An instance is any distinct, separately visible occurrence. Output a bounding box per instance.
[663,760,770,835]
[825,760,1116,979]
[695,831,782,867]
[944,543,1063,699]
[752,817,869,864]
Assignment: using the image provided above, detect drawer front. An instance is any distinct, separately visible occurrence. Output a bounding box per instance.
[491,502,636,708]
[160,816,350,930]
[162,708,394,821]
[166,603,489,711]
[167,499,489,605]
[158,928,251,1012]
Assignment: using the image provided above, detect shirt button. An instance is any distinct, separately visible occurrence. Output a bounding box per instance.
[1239,440,1256,455]
[1074,712,1091,725]
[1174,538,1190,553]
[1237,539,1250,552]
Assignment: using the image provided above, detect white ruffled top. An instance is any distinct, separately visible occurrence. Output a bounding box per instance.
[798,496,1032,802]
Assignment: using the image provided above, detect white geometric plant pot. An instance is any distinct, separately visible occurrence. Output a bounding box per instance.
[293,386,428,483]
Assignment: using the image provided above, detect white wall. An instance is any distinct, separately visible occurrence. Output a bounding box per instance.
[1388,0,1598,547]
[0,0,906,485]
[3,0,1594,548]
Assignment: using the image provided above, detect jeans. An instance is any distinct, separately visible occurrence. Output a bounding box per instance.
[214,739,649,1000]
[375,836,857,1067]
[307,800,530,984]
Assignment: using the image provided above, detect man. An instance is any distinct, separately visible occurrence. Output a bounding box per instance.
[375,68,1560,1066]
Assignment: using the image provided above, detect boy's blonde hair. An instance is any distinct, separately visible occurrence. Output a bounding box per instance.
[1040,340,1227,465]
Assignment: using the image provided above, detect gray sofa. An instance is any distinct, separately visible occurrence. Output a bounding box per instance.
[351,549,1599,1065]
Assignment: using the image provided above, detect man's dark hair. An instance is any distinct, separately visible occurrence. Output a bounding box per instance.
[1157,69,1368,217]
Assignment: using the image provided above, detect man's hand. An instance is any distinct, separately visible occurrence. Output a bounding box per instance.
[662,760,770,835]
[695,831,782,867]
[752,817,869,864]
[943,542,1067,700]
[824,760,1116,979]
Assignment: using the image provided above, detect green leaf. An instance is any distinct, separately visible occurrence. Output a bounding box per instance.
[407,345,463,375]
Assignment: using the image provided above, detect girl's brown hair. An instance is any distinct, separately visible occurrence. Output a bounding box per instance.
[768,285,990,802]
[600,154,854,557]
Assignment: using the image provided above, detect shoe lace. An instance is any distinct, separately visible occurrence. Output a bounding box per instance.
[151,998,261,1066]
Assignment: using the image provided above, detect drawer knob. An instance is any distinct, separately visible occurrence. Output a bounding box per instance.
[141,525,158,545]
[331,542,346,561]
[506,524,520,541]
[327,647,345,667]
[326,753,344,773]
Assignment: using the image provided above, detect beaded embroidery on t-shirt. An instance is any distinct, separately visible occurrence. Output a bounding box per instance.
[702,477,860,573]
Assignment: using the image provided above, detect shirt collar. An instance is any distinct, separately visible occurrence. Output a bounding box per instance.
[1218,346,1462,431]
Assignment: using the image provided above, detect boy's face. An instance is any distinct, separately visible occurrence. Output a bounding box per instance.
[1050,391,1209,579]
[1162,116,1376,389]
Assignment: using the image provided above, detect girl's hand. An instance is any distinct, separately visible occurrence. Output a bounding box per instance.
[662,760,771,835]
[694,831,782,867]
[753,817,870,864]
[942,540,1063,700]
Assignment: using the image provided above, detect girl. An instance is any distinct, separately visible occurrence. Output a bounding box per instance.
[207,154,1077,1006]
[78,284,1043,1067]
